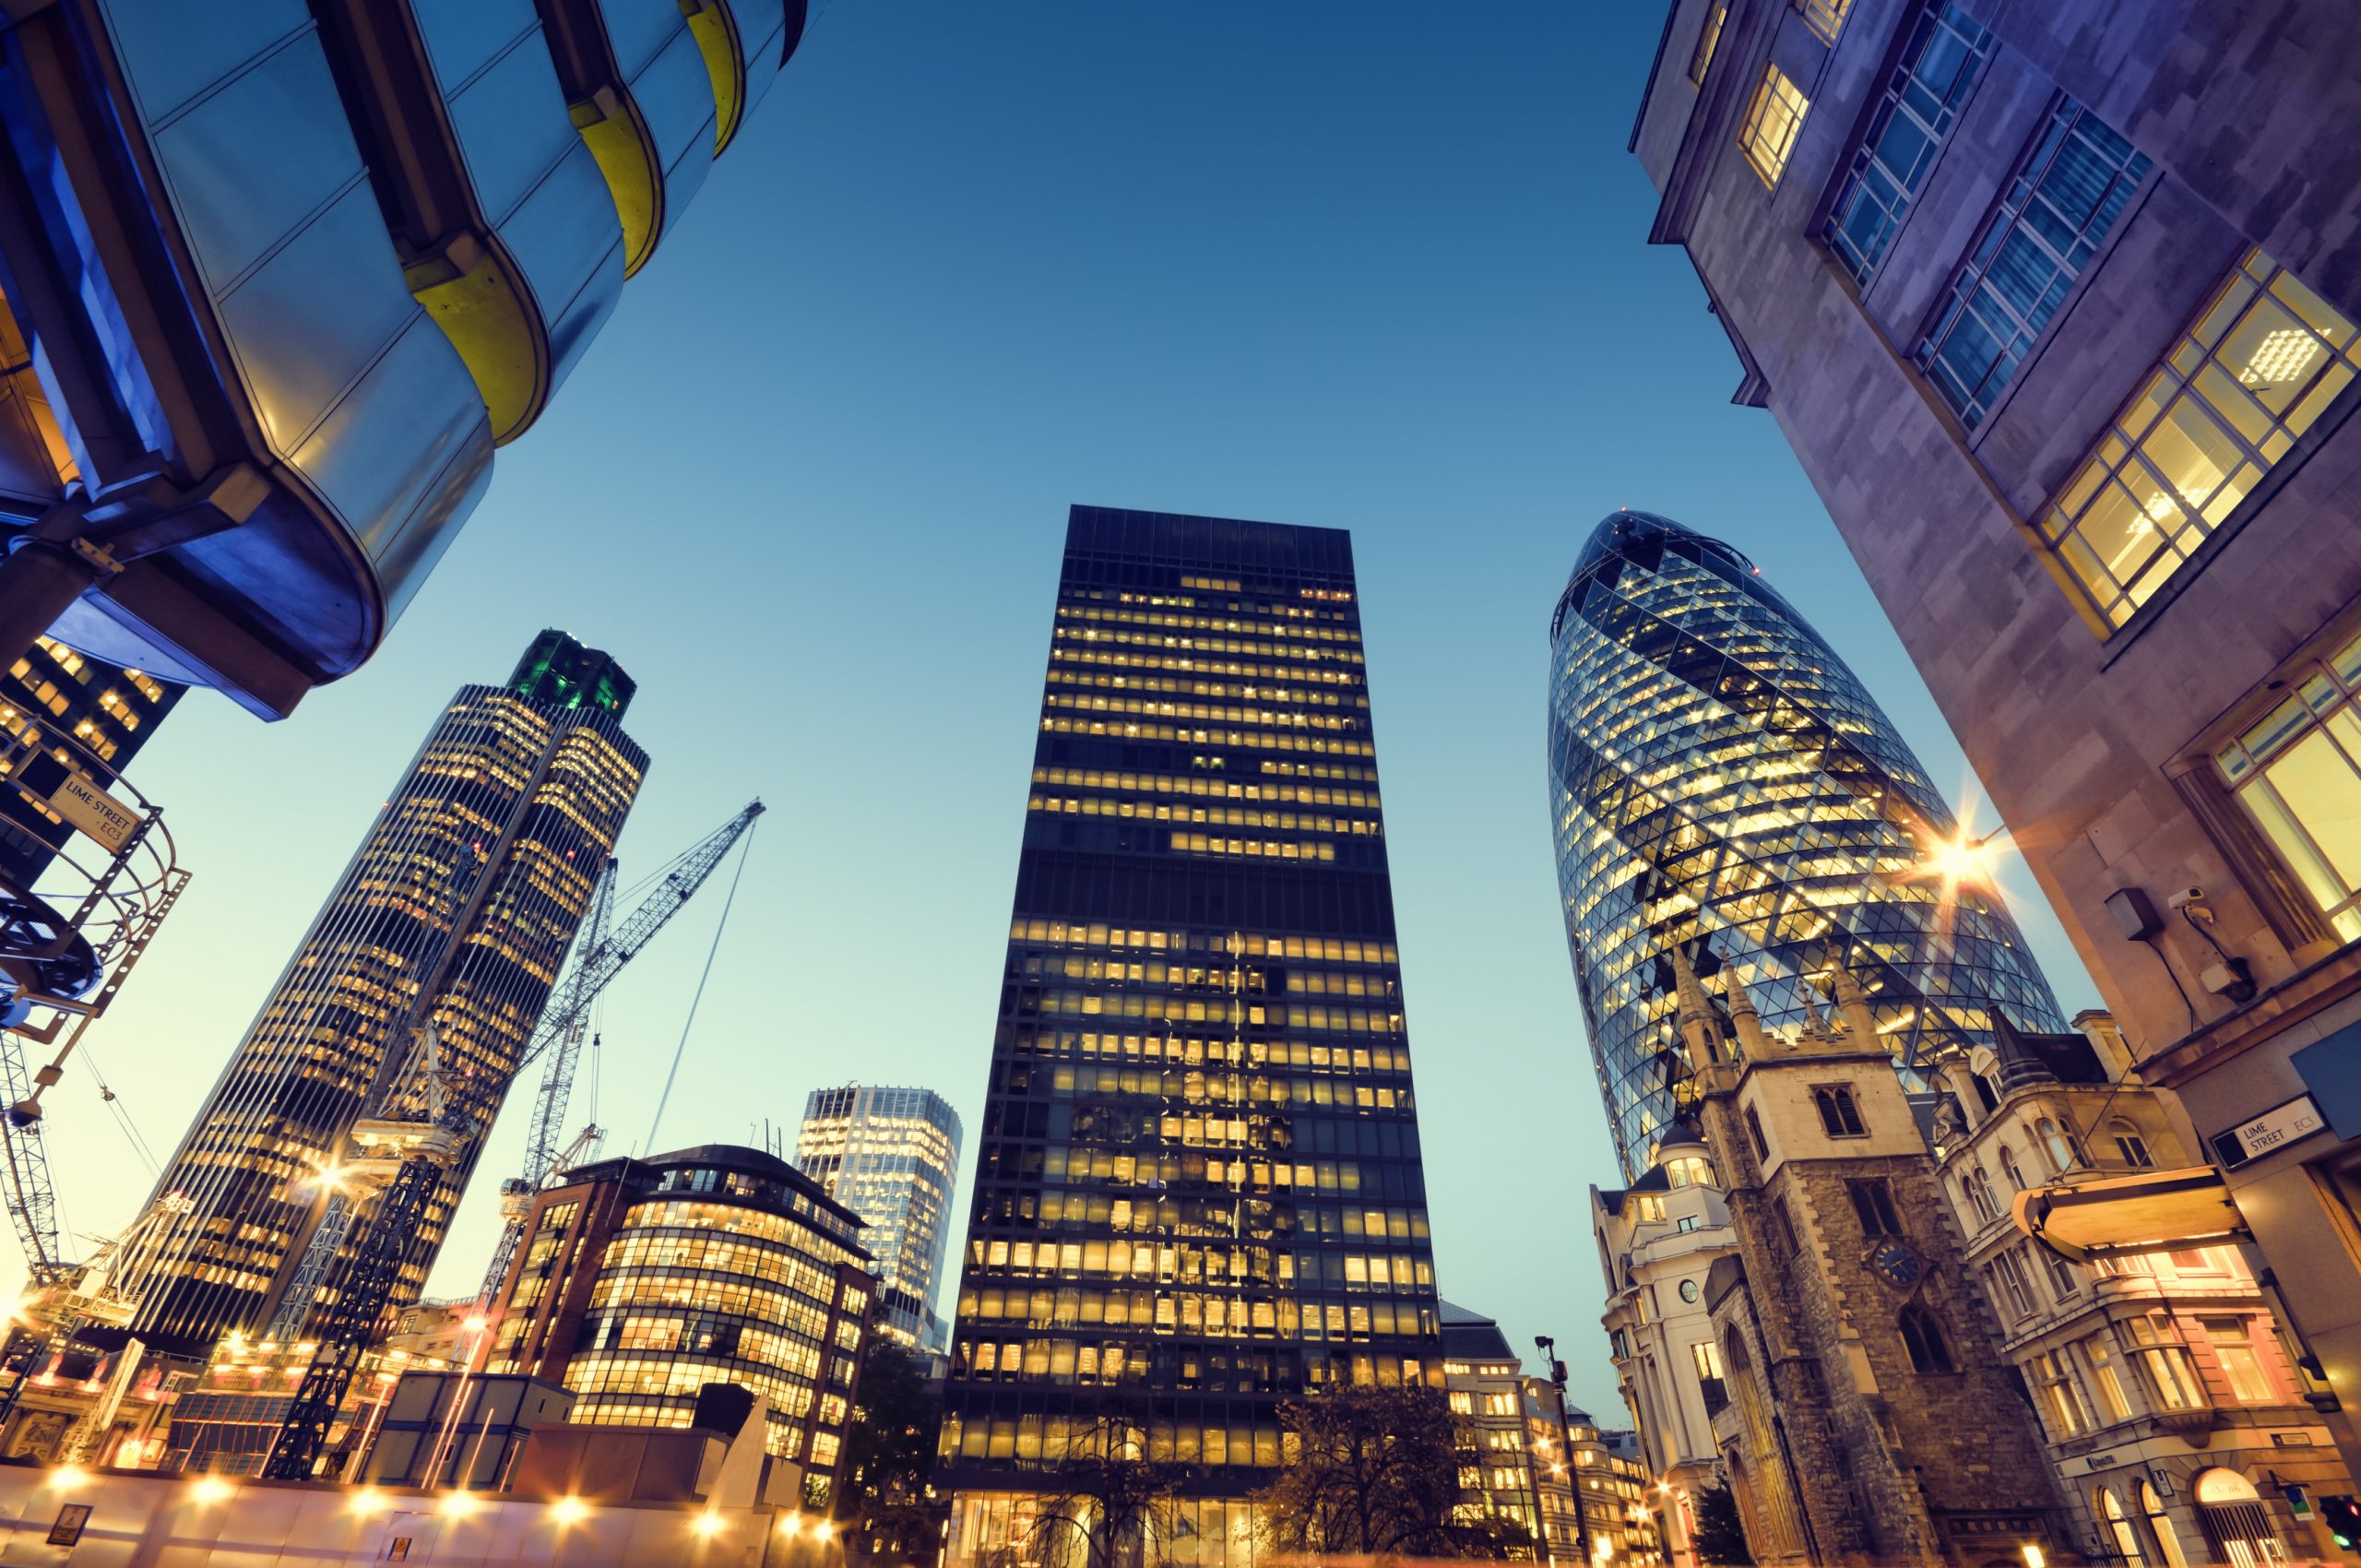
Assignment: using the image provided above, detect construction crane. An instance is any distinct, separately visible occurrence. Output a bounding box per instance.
[0,738,186,1412]
[262,1023,470,1481]
[475,801,761,1301]
[264,801,762,1341]
[260,800,763,1477]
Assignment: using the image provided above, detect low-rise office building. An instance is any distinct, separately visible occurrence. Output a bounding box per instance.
[485,1144,874,1503]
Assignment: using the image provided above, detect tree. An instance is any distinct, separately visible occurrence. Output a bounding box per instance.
[833,1344,944,1566]
[1691,1478,1753,1567]
[1258,1383,1513,1559]
[1015,1405,1199,1568]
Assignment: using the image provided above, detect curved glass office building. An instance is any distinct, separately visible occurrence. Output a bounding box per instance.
[1547,511,2065,1178]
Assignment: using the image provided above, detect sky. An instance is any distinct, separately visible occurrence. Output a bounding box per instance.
[10,1,2099,1421]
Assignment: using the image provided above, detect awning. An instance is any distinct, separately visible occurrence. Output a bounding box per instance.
[2011,1166,2247,1264]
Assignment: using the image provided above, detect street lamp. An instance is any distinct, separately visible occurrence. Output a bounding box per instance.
[1536,1336,1592,1565]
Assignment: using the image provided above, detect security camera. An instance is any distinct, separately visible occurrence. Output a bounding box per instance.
[2165,887,2206,911]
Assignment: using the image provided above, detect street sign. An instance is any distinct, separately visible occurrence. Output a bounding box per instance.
[2211,1095,2327,1170]
[47,772,141,854]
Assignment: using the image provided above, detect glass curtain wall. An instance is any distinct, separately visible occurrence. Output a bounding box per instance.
[1546,511,2066,1177]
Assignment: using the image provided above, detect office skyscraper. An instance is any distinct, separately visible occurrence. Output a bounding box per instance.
[129,630,647,1357]
[938,505,1442,1566]
[1547,510,2066,1179]
[796,1084,963,1350]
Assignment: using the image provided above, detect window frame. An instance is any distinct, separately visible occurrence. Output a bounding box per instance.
[2212,621,2361,944]
[1913,94,2153,429]
[2039,248,2361,629]
[1819,1,1994,286]
[1813,1084,1867,1138]
[1738,65,1812,189]
[1687,1,1727,86]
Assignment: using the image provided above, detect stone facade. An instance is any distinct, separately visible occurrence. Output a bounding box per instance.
[1673,949,2074,1566]
[1593,1127,1740,1568]
[1630,0,2361,1479]
[1931,1013,2355,1563]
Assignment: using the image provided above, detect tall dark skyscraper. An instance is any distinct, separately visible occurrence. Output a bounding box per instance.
[129,631,647,1357]
[938,506,1441,1564]
[1547,510,2066,1179]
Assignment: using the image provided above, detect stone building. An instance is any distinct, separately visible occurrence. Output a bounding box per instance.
[1671,946,2074,1567]
[1592,1122,1739,1568]
[1629,0,2361,1473]
[1931,1013,2354,1562]
[1443,1302,1547,1545]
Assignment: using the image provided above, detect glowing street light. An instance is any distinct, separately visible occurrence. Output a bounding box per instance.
[693,1510,728,1538]
[189,1475,236,1505]
[551,1496,589,1526]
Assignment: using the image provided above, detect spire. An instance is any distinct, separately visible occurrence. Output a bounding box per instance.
[1829,963,1878,1042]
[1795,971,1831,1041]
[1667,942,1723,1066]
[1988,1016,2058,1094]
[1722,964,1771,1057]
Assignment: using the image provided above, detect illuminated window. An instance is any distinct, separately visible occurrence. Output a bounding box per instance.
[1794,0,1851,45]
[2043,251,2360,624]
[2125,1316,2207,1410]
[1823,4,1991,281]
[2084,1336,2134,1420]
[1664,1155,1715,1189]
[1687,2,1726,85]
[2033,1348,2092,1435]
[1812,1085,1865,1137]
[1898,1306,1952,1372]
[2202,1318,2273,1403]
[2216,626,2361,943]
[1916,97,2149,425]
[2100,1487,2148,1568]
[1738,66,1810,188]
[1690,1340,1724,1380]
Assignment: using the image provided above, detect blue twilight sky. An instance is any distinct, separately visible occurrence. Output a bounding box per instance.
[15,1,2097,1420]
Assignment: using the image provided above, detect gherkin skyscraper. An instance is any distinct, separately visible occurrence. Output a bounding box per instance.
[1547,511,2065,1178]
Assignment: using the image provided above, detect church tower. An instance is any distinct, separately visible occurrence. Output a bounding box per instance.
[1672,944,2074,1568]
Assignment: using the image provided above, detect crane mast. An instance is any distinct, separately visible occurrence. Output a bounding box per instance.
[260,800,763,1477]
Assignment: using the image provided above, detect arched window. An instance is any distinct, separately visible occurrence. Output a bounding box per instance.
[1666,1155,1716,1189]
[2100,1486,2149,1568]
[2111,1119,2155,1169]
[1899,1306,1953,1372]
[2140,1480,2189,1568]
[2192,1469,2284,1568]
[1998,1146,2024,1192]
[2037,1117,2079,1172]
[1964,1167,1998,1223]
[1973,1074,2001,1112]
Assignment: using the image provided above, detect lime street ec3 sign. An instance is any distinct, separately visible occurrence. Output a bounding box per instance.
[2210,1093,2327,1170]
[46,771,143,855]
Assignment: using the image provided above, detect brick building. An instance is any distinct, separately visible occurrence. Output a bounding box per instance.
[1670,946,2073,1566]
[1629,0,2361,1476]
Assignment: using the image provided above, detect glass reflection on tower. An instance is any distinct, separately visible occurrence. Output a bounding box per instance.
[939,505,1441,1566]
[1547,511,2066,1179]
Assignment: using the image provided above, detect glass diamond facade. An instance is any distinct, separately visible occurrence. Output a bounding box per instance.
[1546,511,2066,1179]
